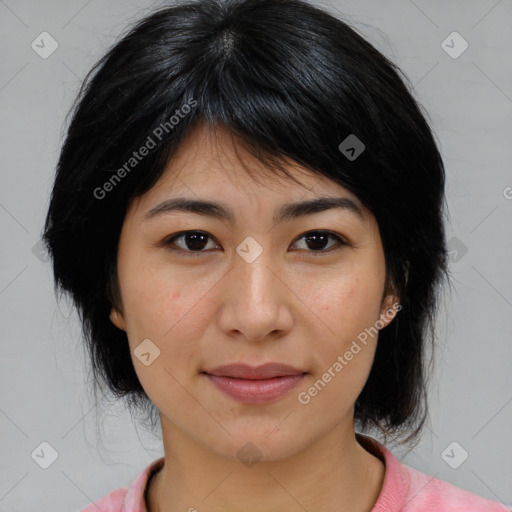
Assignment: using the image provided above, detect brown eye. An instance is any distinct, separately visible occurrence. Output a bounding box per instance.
[163,229,347,258]
[164,231,219,255]
[291,230,347,256]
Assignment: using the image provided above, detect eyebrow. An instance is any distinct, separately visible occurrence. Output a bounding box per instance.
[143,196,365,224]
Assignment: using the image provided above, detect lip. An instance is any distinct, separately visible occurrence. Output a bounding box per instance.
[203,373,306,405]
[203,363,305,379]
[202,363,307,405]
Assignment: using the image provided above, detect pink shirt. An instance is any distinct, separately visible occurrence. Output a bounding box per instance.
[78,434,509,511]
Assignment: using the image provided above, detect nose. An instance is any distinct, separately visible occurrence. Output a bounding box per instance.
[216,244,294,341]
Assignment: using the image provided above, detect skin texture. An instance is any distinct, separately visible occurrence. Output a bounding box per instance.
[110,122,400,512]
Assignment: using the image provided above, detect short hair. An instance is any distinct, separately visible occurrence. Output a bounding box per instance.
[42,0,451,447]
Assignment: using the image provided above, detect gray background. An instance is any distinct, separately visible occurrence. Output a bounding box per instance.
[1,0,511,511]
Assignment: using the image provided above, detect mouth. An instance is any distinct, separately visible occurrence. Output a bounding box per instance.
[201,363,308,405]
[202,362,306,379]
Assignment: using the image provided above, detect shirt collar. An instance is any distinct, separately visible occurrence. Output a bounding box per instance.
[122,456,165,512]
[355,432,411,511]
[121,434,410,512]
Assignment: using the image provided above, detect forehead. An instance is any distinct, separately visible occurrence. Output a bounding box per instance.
[129,121,370,223]
[162,122,318,189]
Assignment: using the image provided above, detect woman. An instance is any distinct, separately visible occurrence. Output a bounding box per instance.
[42,0,508,510]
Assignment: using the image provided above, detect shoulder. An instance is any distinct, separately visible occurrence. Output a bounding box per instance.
[77,486,128,512]
[401,463,509,511]
[356,434,508,512]
[74,457,165,512]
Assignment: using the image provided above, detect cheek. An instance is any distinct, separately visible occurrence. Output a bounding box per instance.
[304,278,381,407]
[303,263,384,386]
[309,271,382,335]
[119,251,183,323]
[120,264,215,361]
[119,269,171,335]
[121,270,202,394]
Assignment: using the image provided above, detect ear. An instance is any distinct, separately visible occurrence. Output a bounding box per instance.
[378,294,401,330]
[110,307,127,331]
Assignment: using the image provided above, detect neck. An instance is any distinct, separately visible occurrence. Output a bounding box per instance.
[147,420,385,512]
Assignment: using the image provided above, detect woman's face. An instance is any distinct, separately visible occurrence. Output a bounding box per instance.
[111,122,399,461]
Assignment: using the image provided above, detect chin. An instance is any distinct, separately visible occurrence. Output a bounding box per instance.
[205,428,305,464]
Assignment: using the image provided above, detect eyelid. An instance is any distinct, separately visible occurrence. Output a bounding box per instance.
[162,230,220,255]
[162,229,349,256]
[291,230,348,256]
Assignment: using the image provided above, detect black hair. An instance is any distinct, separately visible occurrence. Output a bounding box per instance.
[42,0,452,447]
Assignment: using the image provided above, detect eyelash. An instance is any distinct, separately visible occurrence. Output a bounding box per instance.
[162,230,348,258]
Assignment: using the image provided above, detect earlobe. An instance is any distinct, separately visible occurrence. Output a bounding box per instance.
[110,307,126,331]
[378,295,400,329]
